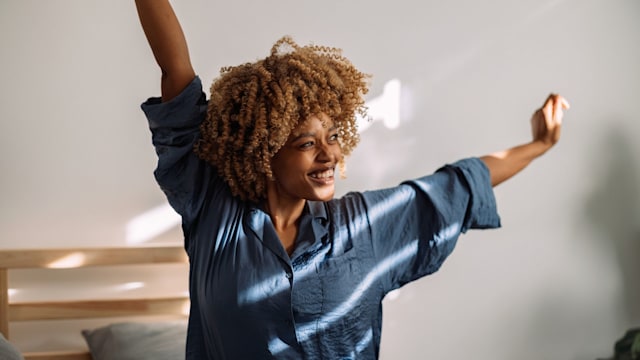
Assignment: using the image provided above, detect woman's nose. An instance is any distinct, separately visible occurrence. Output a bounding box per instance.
[317,143,339,163]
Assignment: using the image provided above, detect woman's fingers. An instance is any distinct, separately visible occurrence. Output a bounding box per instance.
[544,93,570,124]
[533,93,570,146]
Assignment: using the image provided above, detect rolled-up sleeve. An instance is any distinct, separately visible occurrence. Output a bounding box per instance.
[414,157,501,233]
[362,157,501,293]
[141,76,212,225]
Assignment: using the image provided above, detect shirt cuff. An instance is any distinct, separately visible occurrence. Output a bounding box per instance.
[141,76,206,130]
[444,157,501,231]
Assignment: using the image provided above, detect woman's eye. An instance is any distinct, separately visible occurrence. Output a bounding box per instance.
[300,141,314,149]
[329,134,339,142]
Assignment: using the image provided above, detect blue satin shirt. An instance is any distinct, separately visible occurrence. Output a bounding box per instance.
[142,77,501,359]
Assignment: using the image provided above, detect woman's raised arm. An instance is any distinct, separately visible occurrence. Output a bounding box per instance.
[480,94,570,186]
[135,0,196,102]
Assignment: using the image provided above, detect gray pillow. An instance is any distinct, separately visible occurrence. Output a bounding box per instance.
[0,333,25,360]
[81,321,187,360]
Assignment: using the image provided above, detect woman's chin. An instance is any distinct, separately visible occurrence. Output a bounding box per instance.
[310,188,335,202]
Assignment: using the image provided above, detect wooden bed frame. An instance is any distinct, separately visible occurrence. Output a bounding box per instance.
[0,246,189,360]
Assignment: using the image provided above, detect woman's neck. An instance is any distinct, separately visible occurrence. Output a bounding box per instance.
[264,186,306,256]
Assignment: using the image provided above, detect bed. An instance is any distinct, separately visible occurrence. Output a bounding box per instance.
[0,246,190,360]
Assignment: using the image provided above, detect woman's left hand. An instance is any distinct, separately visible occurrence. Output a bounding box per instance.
[531,93,571,149]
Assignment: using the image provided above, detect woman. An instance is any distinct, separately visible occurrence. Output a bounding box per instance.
[135,1,569,359]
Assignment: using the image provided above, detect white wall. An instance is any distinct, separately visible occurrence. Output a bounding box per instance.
[1,0,639,358]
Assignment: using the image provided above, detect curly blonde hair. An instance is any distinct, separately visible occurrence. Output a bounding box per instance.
[195,36,370,202]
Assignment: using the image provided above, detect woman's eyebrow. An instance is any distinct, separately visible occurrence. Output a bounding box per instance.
[290,126,338,142]
[290,132,316,142]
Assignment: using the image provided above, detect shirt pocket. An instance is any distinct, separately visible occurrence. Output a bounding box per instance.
[315,249,376,354]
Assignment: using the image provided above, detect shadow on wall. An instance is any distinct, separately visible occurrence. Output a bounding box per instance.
[501,123,640,360]
[584,124,640,326]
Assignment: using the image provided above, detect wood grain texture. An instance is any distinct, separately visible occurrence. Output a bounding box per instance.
[0,246,187,269]
[23,350,92,360]
[10,297,189,321]
[0,269,8,337]
[1,246,190,360]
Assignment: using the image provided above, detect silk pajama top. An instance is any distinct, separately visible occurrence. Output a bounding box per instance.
[142,76,501,359]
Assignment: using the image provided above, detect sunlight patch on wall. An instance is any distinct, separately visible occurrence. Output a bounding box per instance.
[46,252,86,269]
[357,79,401,133]
[126,203,181,245]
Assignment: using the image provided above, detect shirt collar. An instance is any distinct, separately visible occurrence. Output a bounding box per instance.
[307,201,328,222]
[307,201,329,245]
[245,201,330,255]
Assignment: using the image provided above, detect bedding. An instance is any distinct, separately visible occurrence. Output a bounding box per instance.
[81,320,187,360]
[0,333,24,360]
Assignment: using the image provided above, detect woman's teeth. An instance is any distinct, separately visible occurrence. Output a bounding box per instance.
[310,169,334,179]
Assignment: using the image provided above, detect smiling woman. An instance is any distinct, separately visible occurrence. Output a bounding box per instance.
[268,114,343,253]
[134,0,568,359]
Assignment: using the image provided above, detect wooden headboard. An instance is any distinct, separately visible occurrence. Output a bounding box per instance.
[0,246,189,360]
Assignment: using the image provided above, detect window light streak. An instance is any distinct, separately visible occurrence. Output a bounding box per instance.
[46,252,86,268]
[268,239,419,355]
[125,203,181,245]
[239,190,413,306]
[357,78,401,133]
[305,240,417,330]
[365,186,420,224]
[8,288,18,299]
[435,222,461,247]
[269,222,461,355]
[181,299,190,316]
[268,338,289,355]
[115,281,145,291]
[239,267,306,306]
[354,328,374,355]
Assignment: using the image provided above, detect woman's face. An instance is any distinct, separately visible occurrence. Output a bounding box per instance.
[270,113,342,202]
